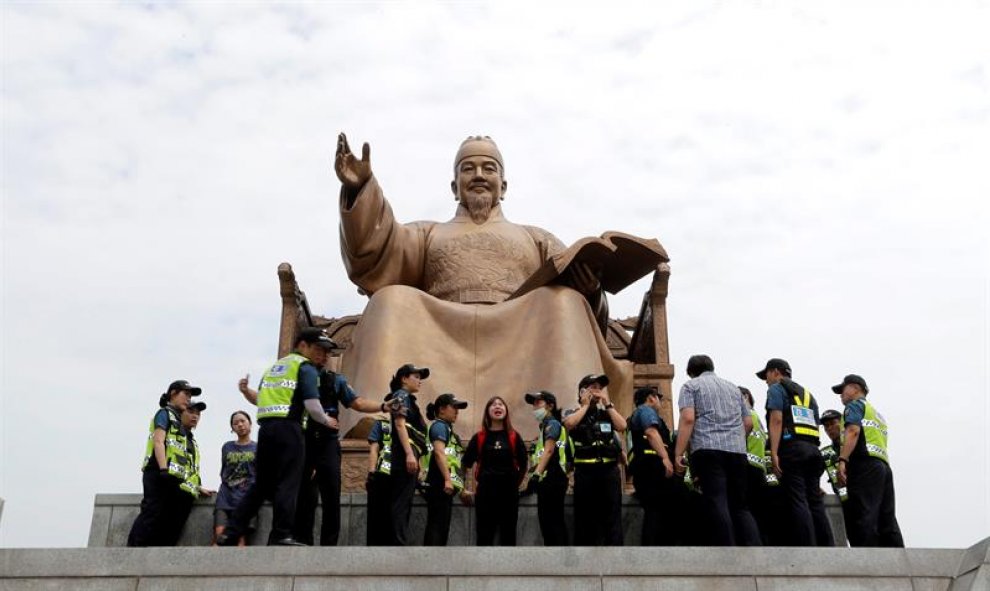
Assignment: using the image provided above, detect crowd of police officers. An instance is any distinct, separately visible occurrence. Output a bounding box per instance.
[130,327,903,547]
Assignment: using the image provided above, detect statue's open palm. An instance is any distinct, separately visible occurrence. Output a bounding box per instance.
[335,132,372,189]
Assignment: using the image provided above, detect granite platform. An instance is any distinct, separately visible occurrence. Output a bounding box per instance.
[87,492,849,548]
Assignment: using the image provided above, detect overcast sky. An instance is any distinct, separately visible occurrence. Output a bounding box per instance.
[2,2,988,548]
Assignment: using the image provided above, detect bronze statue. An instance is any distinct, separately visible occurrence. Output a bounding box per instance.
[333,133,653,438]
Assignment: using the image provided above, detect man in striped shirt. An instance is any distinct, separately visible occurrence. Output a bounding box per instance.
[673,354,761,546]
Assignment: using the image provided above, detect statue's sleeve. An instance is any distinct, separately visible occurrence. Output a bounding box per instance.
[523,226,610,332]
[338,175,432,294]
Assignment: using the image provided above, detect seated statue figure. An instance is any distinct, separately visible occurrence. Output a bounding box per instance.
[334,133,634,438]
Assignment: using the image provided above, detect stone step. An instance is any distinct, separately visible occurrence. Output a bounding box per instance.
[2,543,987,591]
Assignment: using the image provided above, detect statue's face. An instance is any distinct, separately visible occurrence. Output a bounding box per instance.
[453,155,506,223]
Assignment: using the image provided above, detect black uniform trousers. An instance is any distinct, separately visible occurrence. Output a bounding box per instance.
[536,471,569,546]
[475,475,520,546]
[778,439,834,547]
[225,418,305,544]
[293,428,342,546]
[573,462,623,546]
[846,456,904,547]
[423,486,454,546]
[127,468,191,546]
[388,460,418,546]
[631,459,679,546]
[745,465,777,546]
[365,472,392,546]
[760,481,788,545]
[690,449,762,546]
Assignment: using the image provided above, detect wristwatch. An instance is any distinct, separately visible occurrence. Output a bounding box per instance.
[604,403,614,410]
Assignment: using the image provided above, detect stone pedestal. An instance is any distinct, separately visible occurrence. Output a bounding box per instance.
[88,492,848,547]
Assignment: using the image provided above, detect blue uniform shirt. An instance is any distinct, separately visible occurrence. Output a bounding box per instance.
[541,417,563,442]
[629,404,661,434]
[153,408,172,431]
[368,419,386,444]
[765,383,788,412]
[843,399,866,426]
[429,420,452,444]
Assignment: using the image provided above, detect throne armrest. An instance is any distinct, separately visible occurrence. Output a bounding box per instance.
[627,263,673,371]
[276,262,315,358]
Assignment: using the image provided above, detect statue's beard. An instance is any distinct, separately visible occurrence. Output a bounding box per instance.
[462,192,497,224]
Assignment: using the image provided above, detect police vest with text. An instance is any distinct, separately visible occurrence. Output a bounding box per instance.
[178,436,202,498]
[777,379,821,446]
[821,444,849,501]
[854,399,890,464]
[425,425,466,492]
[746,409,768,473]
[257,353,311,421]
[374,420,393,476]
[531,419,570,479]
[569,407,621,464]
[141,406,193,484]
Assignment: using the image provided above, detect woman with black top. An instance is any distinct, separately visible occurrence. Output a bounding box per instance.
[423,393,468,546]
[525,390,570,545]
[462,396,528,546]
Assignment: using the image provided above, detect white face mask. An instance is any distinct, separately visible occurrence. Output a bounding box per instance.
[532,407,547,422]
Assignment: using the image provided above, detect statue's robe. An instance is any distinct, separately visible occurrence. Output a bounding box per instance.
[338,176,633,439]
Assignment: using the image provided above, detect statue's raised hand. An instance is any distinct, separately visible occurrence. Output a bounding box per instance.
[335,132,372,189]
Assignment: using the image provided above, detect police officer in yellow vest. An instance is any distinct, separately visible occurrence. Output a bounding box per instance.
[165,401,216,544]
[218,328,339,546]
[423,393,468,546]
[758,358,834,546]
[741,386,779,545]
[127,379,202,547]
[525,390,570,546]
[563,374,626,546]
[832,374,904,547]
[365,414,392,546]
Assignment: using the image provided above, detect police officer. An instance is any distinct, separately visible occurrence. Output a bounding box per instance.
[740,387,774,545]
[294,364,392,546]
[820,408,852,544]
[423,393,468,546]
[385,363,430,546]
[820,409,848,502]
[563,373,626,546]
[127,380,202,547]
[627,386,676,545]
[218,328,339,546]
[832,374,904,547]
[166,401,214,545]
[365,413,392,546]
[525,390,570,546]
[758,358,834,546]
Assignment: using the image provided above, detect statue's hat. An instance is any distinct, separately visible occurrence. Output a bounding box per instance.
[454,136,504,171]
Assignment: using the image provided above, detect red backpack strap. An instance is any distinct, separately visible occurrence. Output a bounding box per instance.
[508,430,520,473]
[473,429,486,481]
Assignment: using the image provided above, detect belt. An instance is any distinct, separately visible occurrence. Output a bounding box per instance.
[457,289,503,304]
